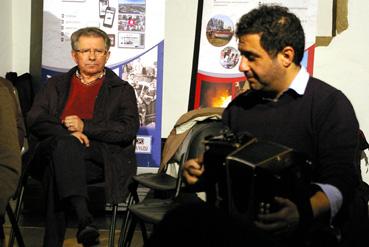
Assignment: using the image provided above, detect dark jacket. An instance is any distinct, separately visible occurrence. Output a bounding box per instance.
[27,67,139,203]
[0,77,22,215]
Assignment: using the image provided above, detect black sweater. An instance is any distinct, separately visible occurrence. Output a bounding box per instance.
[223,76,360,210]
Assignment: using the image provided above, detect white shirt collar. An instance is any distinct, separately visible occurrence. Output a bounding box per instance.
[288,66,310,95]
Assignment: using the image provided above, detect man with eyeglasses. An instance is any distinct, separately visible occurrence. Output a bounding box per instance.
[27,27,139,247]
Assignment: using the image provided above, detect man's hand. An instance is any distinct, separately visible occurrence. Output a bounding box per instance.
[183,156,204,185]
[71,131,90,147]
[254,197,299,235]
[63,115,84,133]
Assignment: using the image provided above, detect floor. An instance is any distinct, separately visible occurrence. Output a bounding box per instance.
[3,209,144,247]
[2,180,148,247]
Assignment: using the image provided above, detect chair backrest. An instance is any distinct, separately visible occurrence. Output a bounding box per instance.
[172,120,224,164]
[172,120,224,197]
[159,107,224,172]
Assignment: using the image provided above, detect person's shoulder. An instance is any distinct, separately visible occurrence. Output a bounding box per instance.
[306,77,354,110]
[0,76,8,84]
[33,72,70,97]
[45,71,71,85]
[306,77,346,99]
[0,80,13,99]
[45,68,78,89]
[0,78,17,101]
[306,76,339,93]
[0,76,13,89]
[0,80,8,94]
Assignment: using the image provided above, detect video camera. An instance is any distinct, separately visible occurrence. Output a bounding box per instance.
[202,128,312,221]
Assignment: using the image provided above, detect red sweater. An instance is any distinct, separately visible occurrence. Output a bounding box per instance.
[60,75,103,120]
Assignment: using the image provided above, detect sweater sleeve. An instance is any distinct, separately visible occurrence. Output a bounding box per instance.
[313,90,359,208]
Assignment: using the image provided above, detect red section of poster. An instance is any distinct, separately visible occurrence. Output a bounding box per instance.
[194,73,246,109]
[306,44,315,75]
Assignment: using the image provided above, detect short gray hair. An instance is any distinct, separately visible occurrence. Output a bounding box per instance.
[71,27,111,51]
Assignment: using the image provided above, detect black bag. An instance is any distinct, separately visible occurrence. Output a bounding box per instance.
[6,72,34,120]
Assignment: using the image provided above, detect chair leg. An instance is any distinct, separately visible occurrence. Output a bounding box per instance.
[118,193,135,246]
[118,183,140,246]
[8,185,25,247]
[120,214,137,247]
[108,204,118,247]
[139,220,149,244]
[5,204,25,247]
[120,216,148,247]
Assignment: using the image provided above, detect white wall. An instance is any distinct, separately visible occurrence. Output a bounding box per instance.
[12,0,31,75]
[162,0,198,137]
[314,1,369,141]
[314,1,369,183]
[0,0,12,76]
[3,0,369,142]
[0,0,31,76]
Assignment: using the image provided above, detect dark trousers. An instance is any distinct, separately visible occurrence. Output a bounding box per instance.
[147,201,280,247]
[31,135,105,247]
[147,200,346,247]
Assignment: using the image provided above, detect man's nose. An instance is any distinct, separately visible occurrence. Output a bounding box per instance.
[239,56,250,72]
[88,51,97,60]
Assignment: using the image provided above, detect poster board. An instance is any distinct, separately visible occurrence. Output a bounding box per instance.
[42,0,165,167]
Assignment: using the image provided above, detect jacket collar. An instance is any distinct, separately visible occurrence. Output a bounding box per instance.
[66,66,123,87]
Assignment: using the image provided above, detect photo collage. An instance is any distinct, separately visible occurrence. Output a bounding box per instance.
[99,0,146,49]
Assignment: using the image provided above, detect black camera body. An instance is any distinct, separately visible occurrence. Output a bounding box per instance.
[202,130,311,221]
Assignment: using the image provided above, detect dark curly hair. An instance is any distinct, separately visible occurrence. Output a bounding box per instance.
[236,5,305,65]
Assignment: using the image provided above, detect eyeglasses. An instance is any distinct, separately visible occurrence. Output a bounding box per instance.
[75,48,107,57]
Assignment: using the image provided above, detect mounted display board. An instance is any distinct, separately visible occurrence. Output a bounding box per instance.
[42,0,165,167]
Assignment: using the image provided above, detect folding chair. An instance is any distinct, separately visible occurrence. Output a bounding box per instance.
[119,120,224,246]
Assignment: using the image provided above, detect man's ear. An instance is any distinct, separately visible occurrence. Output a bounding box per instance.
[105,50,111,63]
[279,46,295,67]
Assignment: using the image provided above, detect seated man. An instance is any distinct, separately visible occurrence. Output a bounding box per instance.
[181,4,368,247]
[0,78,23,246]
[27,27,139,247]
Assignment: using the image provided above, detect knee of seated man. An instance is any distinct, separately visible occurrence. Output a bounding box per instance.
[54,135,85,152]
